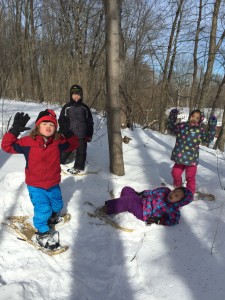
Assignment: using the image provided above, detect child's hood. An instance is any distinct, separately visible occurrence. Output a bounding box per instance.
[172,187,193,208]
[188,109,204,124]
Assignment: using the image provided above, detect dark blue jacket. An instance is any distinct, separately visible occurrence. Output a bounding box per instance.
[58,99,93,139]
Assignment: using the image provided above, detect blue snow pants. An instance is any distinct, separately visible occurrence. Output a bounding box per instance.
[27,184,63,233]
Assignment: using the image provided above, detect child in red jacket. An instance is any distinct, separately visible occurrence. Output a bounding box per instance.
[1,109,79,250]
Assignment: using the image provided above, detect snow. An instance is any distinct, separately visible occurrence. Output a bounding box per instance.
[0,99,225,300]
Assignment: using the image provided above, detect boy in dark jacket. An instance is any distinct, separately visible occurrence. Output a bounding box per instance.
[102,186,193,226]
[58,84,94,174]
[167,109,217,194]
[1,109,79,249]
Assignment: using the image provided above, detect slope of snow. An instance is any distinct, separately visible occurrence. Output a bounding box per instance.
[0,99,225,300]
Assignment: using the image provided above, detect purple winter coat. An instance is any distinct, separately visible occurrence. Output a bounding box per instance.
[142,187,193,225]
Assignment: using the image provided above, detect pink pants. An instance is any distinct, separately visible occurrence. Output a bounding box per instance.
[171,163,197,194]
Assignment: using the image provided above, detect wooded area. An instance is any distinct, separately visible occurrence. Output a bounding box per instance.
[1,0,225,155]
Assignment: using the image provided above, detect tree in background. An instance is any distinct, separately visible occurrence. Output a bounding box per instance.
[1,0,225,140]
[198,0,225,110]
[158,0,184,133]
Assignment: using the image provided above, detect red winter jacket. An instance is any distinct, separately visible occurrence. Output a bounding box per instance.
[1,132,79,189]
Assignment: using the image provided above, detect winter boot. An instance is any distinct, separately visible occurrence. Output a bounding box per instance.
[66,167,84,175]
[48,212,61,225]
[36,230,60,250]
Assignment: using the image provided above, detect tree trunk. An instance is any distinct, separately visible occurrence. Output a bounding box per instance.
[159,0,184,132]
[104,0,125,176]
[29,0,44,102]
[190,0,203,112]
[213,74,225,151]
[214,111,225,152]
[198,0,225,109]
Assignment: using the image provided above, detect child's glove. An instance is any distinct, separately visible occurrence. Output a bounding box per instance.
[170,108,179,114]
[208,115,217,126]
[9,112,31,137]
[85,136,92,142]
[210,115,217,121]
[146,216,162,225]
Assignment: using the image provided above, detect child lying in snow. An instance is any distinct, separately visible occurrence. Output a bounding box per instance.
[102,186,193,226]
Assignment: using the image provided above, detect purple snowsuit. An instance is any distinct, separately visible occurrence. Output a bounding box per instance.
[105,186,193,226]
[106,186,143,221]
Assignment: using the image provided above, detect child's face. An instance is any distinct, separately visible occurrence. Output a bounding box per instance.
[71,93,81,102]
[39,121,55,137]
[167,189,184,203]
[190,112,201,126]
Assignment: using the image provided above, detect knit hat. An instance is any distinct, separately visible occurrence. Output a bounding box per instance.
[35,109,58,128]
[70,84,83,97]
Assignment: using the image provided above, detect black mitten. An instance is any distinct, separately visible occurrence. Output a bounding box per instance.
[9,112,31,137]
[170,108,179,115]
[146,216,162,225]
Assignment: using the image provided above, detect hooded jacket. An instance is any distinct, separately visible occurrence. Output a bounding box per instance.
[1,132,79,189]
[167,109,217,166]
[58,85,93,139]
[142,187,193,225]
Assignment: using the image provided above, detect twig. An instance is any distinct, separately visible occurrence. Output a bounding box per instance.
[210,203,224,255]
[130,232,147,261]
[216,151,225,190]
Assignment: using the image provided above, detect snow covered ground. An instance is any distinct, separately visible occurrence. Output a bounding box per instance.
[0,99,225,300]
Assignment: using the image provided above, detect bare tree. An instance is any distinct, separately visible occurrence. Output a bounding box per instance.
[198,0,225,109]
[212,71,225,151]
[119,0,162,128]
[159,0,184,132]
[189,0,203,112]
[104,0,125,175]
[1,0,225,134]
[29,0,44,102]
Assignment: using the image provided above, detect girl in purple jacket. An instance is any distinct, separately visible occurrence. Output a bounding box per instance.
[167,109,217,194]
[103,186,193,226]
